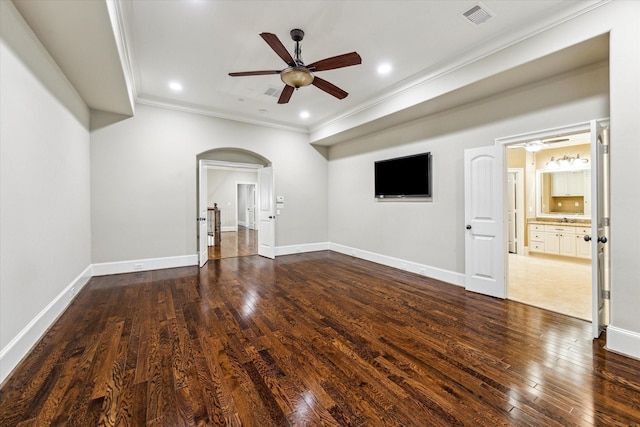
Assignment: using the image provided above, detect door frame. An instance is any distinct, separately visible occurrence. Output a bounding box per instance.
[507,168,525,255]
[198,160,266,264]
[236,182,257,230]
[495,119,609,331]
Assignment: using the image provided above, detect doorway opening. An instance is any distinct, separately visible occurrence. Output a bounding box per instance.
[206,172,258,260]
[196,148,275,266]
[501,123,609,330]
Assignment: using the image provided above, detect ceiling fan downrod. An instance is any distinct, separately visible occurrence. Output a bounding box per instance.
[290,28,305,66]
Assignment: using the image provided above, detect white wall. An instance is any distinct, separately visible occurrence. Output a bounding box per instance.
[207,169,256,229]
[328,62,609,274]
[0,1,91,377]
[606,1,640,356]
[90,103,328,263]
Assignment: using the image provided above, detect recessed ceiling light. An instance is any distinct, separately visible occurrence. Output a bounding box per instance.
[377,63,392,75]
[168,81,183,91]
[300,111,310,119]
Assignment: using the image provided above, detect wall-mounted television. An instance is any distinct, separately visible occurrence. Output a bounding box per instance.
[374,152,432,199]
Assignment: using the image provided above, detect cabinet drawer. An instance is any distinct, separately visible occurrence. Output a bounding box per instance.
[530,232,544,242]
[530,242,545,252]
[529,224,545,232]
[576,227,590,235]
[544,225,575,233]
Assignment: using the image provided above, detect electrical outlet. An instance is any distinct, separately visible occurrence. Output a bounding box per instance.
[134,263,143,270]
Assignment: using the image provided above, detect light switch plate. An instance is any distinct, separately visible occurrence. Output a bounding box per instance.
[276,196,285,202]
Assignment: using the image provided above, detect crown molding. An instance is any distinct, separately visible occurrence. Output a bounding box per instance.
[309,0,611,139]
[136,96,309,134]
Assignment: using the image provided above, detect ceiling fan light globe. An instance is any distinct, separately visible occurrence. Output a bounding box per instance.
[281,67,314,88]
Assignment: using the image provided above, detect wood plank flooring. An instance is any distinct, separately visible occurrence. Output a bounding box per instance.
[208,227,257,260]
[1,251,640,426]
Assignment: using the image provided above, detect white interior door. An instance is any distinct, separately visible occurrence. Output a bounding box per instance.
[590,120,610,338]
[258,166,275,259]
[464,145,505,298]
[507,172,517,253]
[198,161,208,267]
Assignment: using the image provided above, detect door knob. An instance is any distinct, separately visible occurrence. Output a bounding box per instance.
[584,235,591,242]
[466,225,472,230]
[598,236,608,244]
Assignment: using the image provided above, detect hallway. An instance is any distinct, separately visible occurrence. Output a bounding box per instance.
[208,226,257,260]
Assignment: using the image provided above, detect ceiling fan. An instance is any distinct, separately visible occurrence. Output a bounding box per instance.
[228,29,362,104]
[509,137,570,152]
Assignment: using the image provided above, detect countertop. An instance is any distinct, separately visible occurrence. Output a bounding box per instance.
[528,219,591,226]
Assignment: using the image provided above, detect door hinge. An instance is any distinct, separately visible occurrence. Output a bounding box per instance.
[603,217,610,227]
[603,290,610,300]
[602,144,610,154]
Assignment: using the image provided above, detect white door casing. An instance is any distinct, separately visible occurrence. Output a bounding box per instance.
[464,145,505,298]
[258,166,275,259]
[590,120,610,338]
[248,184,256,230]
[198,160,208,267]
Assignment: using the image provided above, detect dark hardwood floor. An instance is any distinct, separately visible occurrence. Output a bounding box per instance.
[1,251,640,426]
[209,227,257,260]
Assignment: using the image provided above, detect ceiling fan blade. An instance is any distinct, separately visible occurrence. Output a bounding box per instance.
[229,70,281,77]
[307,52,362,72]
[278,85,294,104]
[312,77,348,99]
[260,32,295,66]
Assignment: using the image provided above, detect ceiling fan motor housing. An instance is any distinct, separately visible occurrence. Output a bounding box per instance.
[290,28,305,42]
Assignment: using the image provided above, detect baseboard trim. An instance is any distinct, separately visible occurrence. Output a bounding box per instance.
[221,226,236,232]
[275,242,330,256]
[0,265,92,384]
[329,243,465,287]
[92,254,198,276]
[606,325,640,361]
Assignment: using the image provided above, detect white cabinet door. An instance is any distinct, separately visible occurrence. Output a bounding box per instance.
[544,232,560,254]
[551,172,569,196]
[566,172,584,196]
[559,233,576,256]
[576,233,591,258]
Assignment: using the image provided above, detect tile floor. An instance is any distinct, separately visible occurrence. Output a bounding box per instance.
[508,253,592,321]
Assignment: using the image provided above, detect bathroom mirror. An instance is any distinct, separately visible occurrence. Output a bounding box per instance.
[536,167,591,219]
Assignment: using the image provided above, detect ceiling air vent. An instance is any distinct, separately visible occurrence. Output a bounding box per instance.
[263,86,282,98]
[462,3,494,26]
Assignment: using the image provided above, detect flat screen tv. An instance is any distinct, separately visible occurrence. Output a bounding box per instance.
[374,152,432,199]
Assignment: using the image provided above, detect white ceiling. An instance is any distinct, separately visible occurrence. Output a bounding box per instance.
[12,0,607,135]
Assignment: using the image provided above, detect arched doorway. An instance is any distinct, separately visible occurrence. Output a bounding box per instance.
[196,148,274,266]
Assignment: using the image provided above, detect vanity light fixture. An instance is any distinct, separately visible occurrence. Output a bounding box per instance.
[545,154,589,168]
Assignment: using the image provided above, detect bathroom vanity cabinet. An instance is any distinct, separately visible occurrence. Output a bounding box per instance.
[529,223,591,259]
